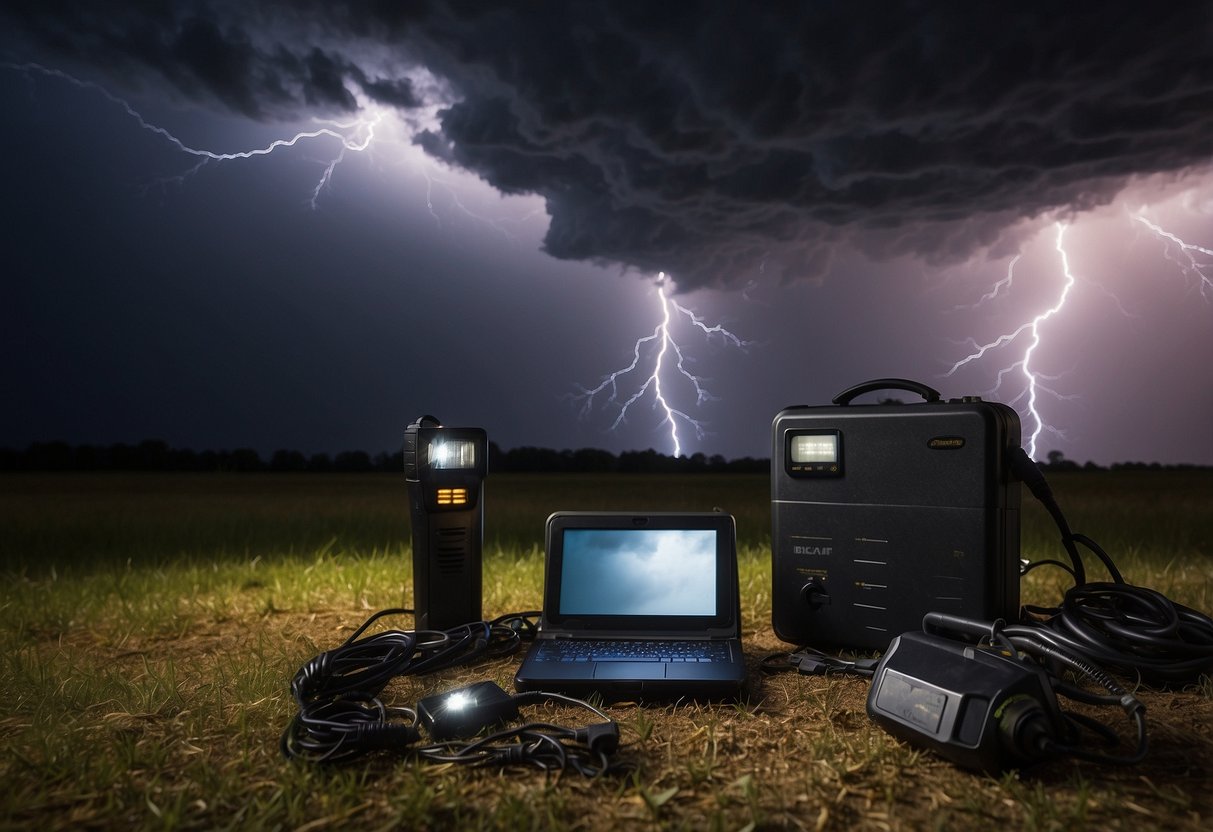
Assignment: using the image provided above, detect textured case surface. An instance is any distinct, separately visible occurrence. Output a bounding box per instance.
[771,397,1021,650]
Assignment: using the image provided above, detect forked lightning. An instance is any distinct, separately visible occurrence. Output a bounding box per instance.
[573,274,751,457]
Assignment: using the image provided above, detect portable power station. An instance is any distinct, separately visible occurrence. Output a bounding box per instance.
[771,379,1021,651]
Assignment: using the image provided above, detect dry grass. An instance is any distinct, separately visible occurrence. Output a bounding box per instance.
[1,471,1210,830]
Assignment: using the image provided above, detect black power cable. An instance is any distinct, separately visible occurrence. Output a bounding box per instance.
[998,623,1148,766]
[905,612,1149,769]
[410,690,623,776]
[280,608,626,773]
[760,646,878,677]
[1011,449,1213,685]
[288,608,540,708]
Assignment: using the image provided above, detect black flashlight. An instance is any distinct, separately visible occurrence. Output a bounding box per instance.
[403,415,486,631]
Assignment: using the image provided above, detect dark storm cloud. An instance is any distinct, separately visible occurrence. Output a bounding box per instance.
[402,2,1213,287]
[0,0,397,118]
[4,1,1212,288]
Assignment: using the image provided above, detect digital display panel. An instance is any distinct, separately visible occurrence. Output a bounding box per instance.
[791,433,838,464]
[786,429,843,476]
[558,528,717,616]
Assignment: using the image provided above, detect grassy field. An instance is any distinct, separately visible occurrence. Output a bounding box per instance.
[1,470,1210,830]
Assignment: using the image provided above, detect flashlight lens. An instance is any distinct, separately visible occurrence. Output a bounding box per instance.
[428,439,477,469]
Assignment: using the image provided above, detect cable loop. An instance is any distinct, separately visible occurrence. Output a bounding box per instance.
[280,609,624,774]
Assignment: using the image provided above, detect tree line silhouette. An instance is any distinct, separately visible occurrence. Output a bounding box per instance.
[1,441,1206,474]
[0,440,771,474]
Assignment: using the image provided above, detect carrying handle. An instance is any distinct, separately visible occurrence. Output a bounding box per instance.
[832,378,942,406]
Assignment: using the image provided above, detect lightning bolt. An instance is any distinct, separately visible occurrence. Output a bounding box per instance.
[945,194,1213,464]
[1132,212,1213,301]
[7,61,381,207]
[8,59,552,241]
[955,254,1020,311]
[947,222,1076,459]
[573,273,751,457]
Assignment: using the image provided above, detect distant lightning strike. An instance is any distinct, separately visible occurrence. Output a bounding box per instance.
[947,223,1076,459]
[961,254,1020,310]
[950,205,1212,462]
[1132,212,1213,300]
[13,60,745,461]
[154,110,382,199]
[8,59,551,238]
[574,273,750,457]
[16,60,745,460]
[6,62,382,206]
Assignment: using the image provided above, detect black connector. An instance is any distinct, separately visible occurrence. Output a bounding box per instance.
[576,721,621,755]
[417,681,520,740]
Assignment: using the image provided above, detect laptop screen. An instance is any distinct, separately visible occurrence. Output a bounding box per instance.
[558,528,717,616]
[542,512,739,633]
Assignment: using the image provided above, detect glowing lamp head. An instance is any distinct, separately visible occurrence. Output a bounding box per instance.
[428,438,478,470]
[403,415,487,509]
[403,414,487,631]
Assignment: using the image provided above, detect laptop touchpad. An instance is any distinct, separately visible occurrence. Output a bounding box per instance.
[666,661,734,680]
[594,661,666,680]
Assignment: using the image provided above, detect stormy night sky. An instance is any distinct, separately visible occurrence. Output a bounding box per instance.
[2,2,1212,465]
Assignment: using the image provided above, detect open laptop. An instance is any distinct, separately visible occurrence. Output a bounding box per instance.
[514,511,748,701]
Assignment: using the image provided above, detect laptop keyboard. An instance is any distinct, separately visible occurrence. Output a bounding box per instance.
[532,639,732,663]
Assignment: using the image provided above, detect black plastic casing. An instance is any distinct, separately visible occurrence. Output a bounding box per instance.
[417,681,518,740]
[866,630,1064,773]
[404,419,487,631]
[771,381,1021,651]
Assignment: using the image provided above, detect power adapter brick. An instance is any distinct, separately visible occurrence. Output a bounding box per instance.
[417,681,519,740]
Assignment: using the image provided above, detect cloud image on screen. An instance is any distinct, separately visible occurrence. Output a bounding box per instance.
[558,528,717,616]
